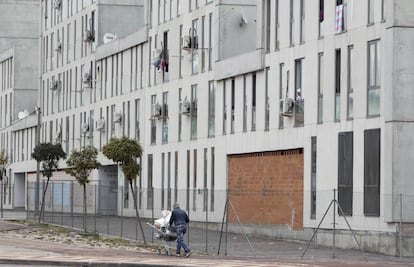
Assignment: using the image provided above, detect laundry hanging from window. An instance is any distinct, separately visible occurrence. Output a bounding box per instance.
[335,1,344,33]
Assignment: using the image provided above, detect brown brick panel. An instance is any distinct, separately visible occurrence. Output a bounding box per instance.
[228,149,303,230]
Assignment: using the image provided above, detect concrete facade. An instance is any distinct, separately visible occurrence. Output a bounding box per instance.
[1,0,414,256]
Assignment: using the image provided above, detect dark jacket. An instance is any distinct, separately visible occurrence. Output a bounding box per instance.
[169,208,189,226]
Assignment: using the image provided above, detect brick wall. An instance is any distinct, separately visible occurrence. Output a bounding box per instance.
[228,149,303,230]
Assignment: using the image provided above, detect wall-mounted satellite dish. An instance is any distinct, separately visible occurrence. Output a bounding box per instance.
[18,110,29,120]
[103,33,117,44]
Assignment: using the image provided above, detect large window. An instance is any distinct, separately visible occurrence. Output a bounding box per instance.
[190,84,197,139]
[299,0,305,43]
[319,0,324,38]
[264,0,271,53]
[265,67,270,131]
[147,154,153,209]
[278,63,284,129]
[368,0,374,25]
[364,129,380,217]
[338,131,353,216]
[150,95,156,144]
[222,80,227,135]
[335,0,346,33]
[275,0,280,50]
[208,81,215,137]
[367,40,380,116]
[335,49,341,121]
[294,59,303,127]
[311,136,317,219]
[191,19,199,75]
[317,53,324,123]
[347,46,354,119]
[251,73,256,131]
[162,92,168,144]
[230,78,235,134]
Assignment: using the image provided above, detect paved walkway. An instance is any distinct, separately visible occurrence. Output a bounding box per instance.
[0,211,412,267]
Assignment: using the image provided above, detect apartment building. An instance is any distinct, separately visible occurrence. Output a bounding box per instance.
[0,0,39,209]
[2,0,414,255]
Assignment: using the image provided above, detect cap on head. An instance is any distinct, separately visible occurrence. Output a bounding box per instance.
[173,203,180,209]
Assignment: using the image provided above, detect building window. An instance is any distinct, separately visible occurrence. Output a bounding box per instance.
[251,73,256,131]
[311,136,317,219]
[186,150,190,211]
[161,153,165,209]
[208,81,215,137]
[265,0,271,53]
[193,149,197,211]
[178,88,182,142]
[294,59,304,127]
[275,0,279,50]
[278,63,284,129]
[210,147,215,211]
[201,15,205,72]
[147,154,153,209]
[190,84,198,139]
[347,46,354,120]
[151,95,157,144]
[203,148,208,211]
[135,99,140,141]
[174,151,178,203]
[364,129,380,217]
[208,13,213,70]
[230,78,235,134]
[179,25,183,78]
[222,80,227,135]
[243,75,247,132]
[338,131,353,216]
[191,19,199,75]
[300,0,305,43]
[368,0,374,25]
[381,0,385,21]
[289,0,294,46]
[167,152,171,210]
[317,53,324,124]
[265,67,270,131]
[319,0,324,38]
[335,0,345,33]
[335,49,341,121]
[162,92,168,144]
[367,40,380,117]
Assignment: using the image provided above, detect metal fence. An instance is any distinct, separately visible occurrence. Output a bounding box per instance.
[22,182,414,260]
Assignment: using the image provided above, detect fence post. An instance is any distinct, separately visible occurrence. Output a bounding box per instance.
[400,193,403,262]
[94,184,97,233]
[121,186,124,238]
[71,181,74,227]
[61,182,64,225]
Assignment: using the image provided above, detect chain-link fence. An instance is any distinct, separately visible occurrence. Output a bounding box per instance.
[23,182,414,260]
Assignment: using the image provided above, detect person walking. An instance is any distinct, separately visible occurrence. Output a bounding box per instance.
[169,203,192,257]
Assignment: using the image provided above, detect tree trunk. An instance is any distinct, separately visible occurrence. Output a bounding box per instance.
[83,184,87,232]
[129,180,146,244]
[39,177,50,224]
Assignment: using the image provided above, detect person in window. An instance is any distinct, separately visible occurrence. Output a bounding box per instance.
[169,203,192,257]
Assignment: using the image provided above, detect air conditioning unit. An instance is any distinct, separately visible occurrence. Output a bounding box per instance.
[55,41,62,52]
[151,103,162,118]
[281,98,294,116]
[182,36,198,50]
[50,80,61,91]
[96,119,105,131]
[83,30,94,42]
[114,112,122,123]
[81,123,90,133]
[181,100,191,115]
[54,0,62,10]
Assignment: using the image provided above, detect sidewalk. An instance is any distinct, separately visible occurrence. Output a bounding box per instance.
[0,211,412,267]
